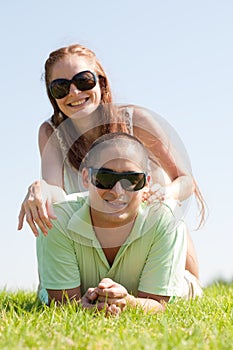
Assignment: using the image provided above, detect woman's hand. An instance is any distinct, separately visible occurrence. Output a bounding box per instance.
[142,183,182,206]
[18,180,58,236]
[143,183,169,204]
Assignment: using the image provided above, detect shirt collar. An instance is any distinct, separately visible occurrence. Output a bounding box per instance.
[67,197,96,240]
[67,197,149,244]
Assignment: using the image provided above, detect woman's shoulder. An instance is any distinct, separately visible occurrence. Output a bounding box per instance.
[120,104,158,126]
[38,118,58,153]
[39,119,54,138]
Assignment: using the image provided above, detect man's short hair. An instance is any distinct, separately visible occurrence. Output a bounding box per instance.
[82,132,149,171]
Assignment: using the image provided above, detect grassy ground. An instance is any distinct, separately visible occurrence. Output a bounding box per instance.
[0,282,232,350]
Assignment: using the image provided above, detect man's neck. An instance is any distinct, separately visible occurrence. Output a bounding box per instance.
[91,212,137,249]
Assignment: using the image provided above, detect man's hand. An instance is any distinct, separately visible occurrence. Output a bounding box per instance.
[81,278,128,316]
[95,278,128,314]
[81,287,99,310]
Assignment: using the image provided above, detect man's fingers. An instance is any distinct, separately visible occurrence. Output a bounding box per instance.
[97,296,127,309]
[97,288,127,298]
[98,278,115,290]
[107,304,122,315]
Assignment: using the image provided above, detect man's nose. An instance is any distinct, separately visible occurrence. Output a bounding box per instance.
[111,181,125,195]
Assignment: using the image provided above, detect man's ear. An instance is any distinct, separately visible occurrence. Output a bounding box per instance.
[143,175,151,193]
[146,175,151,188]
[82,167,89,189]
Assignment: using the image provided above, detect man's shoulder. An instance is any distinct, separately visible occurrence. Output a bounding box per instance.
[145,200,174,216]
[53,195,87,225]
[143,200,185,233]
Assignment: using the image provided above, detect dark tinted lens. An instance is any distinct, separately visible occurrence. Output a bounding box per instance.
[90,169,146,192]
[49,79,71,99]
[91,171,116,189]
[49,71,97,99]
[73,71,97,91]
[122,173,146,191]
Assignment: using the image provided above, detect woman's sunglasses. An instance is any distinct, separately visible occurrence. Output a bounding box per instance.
[89,168,147,192]
[49,70,98,99]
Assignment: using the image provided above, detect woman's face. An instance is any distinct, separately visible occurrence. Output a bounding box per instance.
[49,54,102,121]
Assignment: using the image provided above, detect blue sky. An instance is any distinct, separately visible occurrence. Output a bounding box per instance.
[1,0,232,290]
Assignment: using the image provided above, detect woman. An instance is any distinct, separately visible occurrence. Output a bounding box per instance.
[18,44,205,276]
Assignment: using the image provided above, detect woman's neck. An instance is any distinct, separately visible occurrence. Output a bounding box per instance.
[70,107,103,136]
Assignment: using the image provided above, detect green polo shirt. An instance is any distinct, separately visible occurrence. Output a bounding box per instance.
[37,197,187,303]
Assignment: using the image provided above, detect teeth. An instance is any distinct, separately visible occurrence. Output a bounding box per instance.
[107,201,127,207]
[70,99,86,106]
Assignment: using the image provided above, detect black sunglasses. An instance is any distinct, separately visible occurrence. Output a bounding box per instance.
[89,168,147,192]
[49,70,98,99]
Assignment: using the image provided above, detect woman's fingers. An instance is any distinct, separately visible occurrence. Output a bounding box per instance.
[20,204,54,236]
[46,200,57,220]
[24,210,41,237]
[146,184,166,203]
[29,205,49,236]
[17,205,26,230]
[17,180,58,235]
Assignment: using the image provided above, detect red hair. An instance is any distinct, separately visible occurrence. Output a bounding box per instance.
[44,44,129,170]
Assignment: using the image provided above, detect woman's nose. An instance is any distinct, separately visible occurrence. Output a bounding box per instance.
[69,83,81,95]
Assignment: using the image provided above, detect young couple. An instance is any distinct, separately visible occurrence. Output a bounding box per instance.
[18,43,204,314]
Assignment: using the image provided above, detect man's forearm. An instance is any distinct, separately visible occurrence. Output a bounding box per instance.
[126,294,165,313]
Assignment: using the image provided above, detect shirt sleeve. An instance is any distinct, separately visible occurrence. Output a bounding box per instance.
[138,217,187,297]
[37,215,80,291]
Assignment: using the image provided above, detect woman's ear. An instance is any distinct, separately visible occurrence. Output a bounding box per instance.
[82,168,89,189]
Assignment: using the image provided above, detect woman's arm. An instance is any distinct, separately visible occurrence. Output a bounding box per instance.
[18,121,65,235]
[132,106,194,201]
[39,121,64,187]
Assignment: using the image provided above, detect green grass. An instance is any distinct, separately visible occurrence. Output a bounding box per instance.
[0,282,232,350]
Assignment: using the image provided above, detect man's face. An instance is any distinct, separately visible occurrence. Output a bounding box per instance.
[82,145,149,227]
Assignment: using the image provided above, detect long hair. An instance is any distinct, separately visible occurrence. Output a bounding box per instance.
[44,44,129,170]
[44,44,206,228]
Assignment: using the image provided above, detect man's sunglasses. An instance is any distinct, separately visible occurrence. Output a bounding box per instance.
[49,70,98,99]
[89,168,147,192]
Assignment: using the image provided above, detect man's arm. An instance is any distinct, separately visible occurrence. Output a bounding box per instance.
[47,286,81,304]
[128,291,169,312]
[138,213,187,299]
[37,206,81,303]
[90,278,168,314]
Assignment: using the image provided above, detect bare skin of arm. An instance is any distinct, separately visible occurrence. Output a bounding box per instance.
[18,122,65,236]
[132,106,195,201]
[46,279,169,316]
[18,107,194,234]
[185,231,199,278]
[47,286,81,305]
[39,122,64,187]
[83,278,169,315]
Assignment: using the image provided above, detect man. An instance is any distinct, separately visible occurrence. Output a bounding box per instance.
[37,132,202,315]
